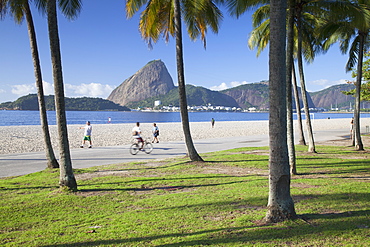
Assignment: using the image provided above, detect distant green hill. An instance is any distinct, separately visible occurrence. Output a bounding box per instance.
[0,94,130,111]
[221,81,316,110]
[221,83,270,109]
[126,85,239,109]
[310,84,356,109]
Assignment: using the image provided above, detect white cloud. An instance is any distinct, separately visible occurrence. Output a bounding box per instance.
[65,83,115,98]
[7,82,115,100]
[210,83,229,91]
[308,79,350,92]
[42,81,54,95]
[10,81,54,97]
[310,78,349,87]
[230,81,248,88]
[310,79,329,86]
[210,81,251,91]
[11,84,35,96]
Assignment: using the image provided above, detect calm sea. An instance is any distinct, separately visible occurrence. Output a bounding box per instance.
[0,110,367,126]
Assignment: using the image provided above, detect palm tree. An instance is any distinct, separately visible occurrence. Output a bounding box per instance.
[266,0,297,222]
[295,0,318,153]
[320,0,370,151]
[248,0,322,153]
[0,0,59,169]
[126,0,223,161]
[225,0,296,222]
[46,0,81,191]
[286,0,297,174]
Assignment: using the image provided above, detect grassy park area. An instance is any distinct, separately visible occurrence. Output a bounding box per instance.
[0,145,369,246]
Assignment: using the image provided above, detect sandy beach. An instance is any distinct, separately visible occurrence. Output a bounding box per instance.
[1,118,368,155]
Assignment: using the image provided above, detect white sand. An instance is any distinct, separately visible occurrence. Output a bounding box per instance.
[1,118,368,155]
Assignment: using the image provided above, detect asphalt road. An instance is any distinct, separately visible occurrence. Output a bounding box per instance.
[0,129,350,178]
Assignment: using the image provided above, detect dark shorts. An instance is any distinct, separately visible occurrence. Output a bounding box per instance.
[83,136,91,141]
[136,137,144,143]
[153,133,158,137]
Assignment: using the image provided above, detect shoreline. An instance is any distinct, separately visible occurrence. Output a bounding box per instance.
[1,118,368,155]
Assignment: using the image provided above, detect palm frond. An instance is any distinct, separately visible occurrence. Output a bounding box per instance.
[139,0,166,44]
[33,0,46,16]
[126,0,149,18]
[248,19,269,56]
[183,0,223,48]
[7,0,28,24]
[58,0,82,20]
[251,4,269,28]
[0,0,8,20]
[346,35,360,72]
[224,0,266,18]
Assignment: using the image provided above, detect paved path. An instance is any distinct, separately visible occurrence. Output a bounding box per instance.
[0,129,350,178]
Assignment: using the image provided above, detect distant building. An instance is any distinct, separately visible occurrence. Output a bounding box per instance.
[154,100,162,107]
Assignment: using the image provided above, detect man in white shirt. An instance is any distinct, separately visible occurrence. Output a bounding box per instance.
[80,121,92,148]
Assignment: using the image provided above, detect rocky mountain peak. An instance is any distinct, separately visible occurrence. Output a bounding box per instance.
[107,60,175,106]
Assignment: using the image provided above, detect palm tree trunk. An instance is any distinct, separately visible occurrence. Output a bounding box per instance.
[286,0,296,175]
[265,0,296,223]
[297,10,316,153]
[292,63,306,145]
[47,0,77,190]
[354,32,365,151]
[352,125,355,146]
[24,2,59,169]
[173,0,203,162]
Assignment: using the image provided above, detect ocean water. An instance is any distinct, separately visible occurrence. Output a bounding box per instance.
[0,110,366,127]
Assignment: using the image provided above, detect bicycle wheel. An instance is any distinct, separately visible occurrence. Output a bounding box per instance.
[144,142,153,154]
[130,143,139,155]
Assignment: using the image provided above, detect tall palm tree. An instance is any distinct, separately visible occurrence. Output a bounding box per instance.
[266,0,297,222]
[225,0,296,221]
[245,1,306,167]
[126,0,223,161]
[0,0,59,169]
[286,0,297,174]
[248,0,322,153]
[295,0,317,153]
[46,0,81,190]
[320,0,370,151]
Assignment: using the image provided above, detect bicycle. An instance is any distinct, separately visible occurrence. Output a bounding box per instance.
[130,137,153,155]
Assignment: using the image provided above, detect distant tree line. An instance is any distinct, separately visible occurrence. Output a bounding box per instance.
[0,94,130,111]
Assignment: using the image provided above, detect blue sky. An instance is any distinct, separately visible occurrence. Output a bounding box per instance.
[0,1,352,103]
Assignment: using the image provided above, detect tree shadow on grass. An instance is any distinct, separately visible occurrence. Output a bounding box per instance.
[40,209,370,247]
[77,175,266,194]
[294,159,370,176]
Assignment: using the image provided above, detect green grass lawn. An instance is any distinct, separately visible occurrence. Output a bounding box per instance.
[1,145,369,246]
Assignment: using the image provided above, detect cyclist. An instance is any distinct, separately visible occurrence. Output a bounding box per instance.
[132,122,144,150]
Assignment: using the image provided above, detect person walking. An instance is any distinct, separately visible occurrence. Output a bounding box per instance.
[211,118,215,128]
[132,122,144,149]
[80,121,92,148]
[152,123,159,143]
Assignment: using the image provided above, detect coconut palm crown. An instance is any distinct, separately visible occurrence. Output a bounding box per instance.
[126,0,223,48]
